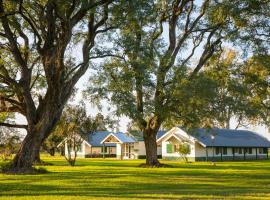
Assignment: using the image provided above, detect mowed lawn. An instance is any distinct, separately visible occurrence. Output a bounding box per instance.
[1,156,270,200]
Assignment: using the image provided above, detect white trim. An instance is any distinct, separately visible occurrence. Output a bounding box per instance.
[195,140,207,147]
[156,127,177,143]
[164,134,184,143]
[157,127,207,147]
[100,133,123,144]
[57,138,67,148]
[84,140,92,147]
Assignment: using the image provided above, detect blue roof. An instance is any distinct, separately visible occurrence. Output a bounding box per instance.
[112,132,136,143]
[157,130,167,140]
[87,131,116,147]
[87,131,136,147]
[190,128,270,147]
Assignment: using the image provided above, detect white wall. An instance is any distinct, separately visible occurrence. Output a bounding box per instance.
[64,140,86,158]
[116,143,122,158]
[161,140,195,158]
[194,142,206,157]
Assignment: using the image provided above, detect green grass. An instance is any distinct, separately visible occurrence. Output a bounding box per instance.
[1,156,270,199]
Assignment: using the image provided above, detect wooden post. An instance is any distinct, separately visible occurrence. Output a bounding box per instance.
[103,143,105,159]
[267,148,269,160]
[221,147,223,161]
[256,148,258,160]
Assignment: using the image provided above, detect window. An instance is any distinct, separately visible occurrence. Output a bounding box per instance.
[167,144,173,153]
[223,147,227,155]
[248,148,252,154]
[263,148,268,154]
[102,146,107,153]
[238,148,242,154]
[215,147,220,155]
[259,148,263,154]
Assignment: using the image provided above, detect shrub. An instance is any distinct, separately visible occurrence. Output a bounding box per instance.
[177,143,191,163]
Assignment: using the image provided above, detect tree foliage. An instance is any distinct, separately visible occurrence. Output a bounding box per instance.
[51,104,115,166]
[85,0,269,166]
[177,143,191,163]
[0,0,117,171]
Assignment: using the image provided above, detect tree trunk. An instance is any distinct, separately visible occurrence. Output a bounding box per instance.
[11,132,41,172]
[49,148,55,156]
[33,148,41,163]
[143,129,160,167]
[10,106,64,172]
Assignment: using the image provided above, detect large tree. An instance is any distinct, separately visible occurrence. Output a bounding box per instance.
[86,0,269,166]
[0,0,116,172]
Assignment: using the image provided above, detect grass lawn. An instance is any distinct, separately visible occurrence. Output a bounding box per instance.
[1,156,270,199]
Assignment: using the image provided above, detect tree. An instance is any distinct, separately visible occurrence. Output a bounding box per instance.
[42,131,64,156]
[200,50,251,129]
[0,0,116,172]
[241,55,270,128]
[201,51,270,130]
[85,0,268,166]
[177,143,191,163]
[51,104,113,166]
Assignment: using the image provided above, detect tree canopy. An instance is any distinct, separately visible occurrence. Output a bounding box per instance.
[85,0,270,166]
[0,0,117,172]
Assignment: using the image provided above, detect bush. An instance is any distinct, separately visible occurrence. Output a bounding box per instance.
[177,143,191,163]
[85,154,116,158]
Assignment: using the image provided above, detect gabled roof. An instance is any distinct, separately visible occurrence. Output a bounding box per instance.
[87,130,168,147]
[157,130,167,140]
[100,132,136,144]
[190,128,270,148]
[87,131,116,147]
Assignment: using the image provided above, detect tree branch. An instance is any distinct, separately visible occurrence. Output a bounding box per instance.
[0,122,27,129]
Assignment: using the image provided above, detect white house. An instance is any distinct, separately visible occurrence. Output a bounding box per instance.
[157,127,270,161]
[63,131,165,159]
[62,127,270,161]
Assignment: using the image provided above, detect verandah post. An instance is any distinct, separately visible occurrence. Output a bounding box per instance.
[256,148,258,160]
[103,143,105,159]
[221,147,223,161]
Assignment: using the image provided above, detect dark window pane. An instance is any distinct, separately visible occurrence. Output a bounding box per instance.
[215,147,220,155]
[223,147,227,155]
[239,148,242,154]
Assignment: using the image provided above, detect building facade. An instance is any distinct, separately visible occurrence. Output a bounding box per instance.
[157,127,270,161]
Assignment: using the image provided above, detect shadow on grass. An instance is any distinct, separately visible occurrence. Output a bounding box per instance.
[1,159,270,199]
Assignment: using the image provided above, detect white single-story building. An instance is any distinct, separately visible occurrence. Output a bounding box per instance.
[157,127,270,161]
[63,131,165,159]
[62,127,270,161]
